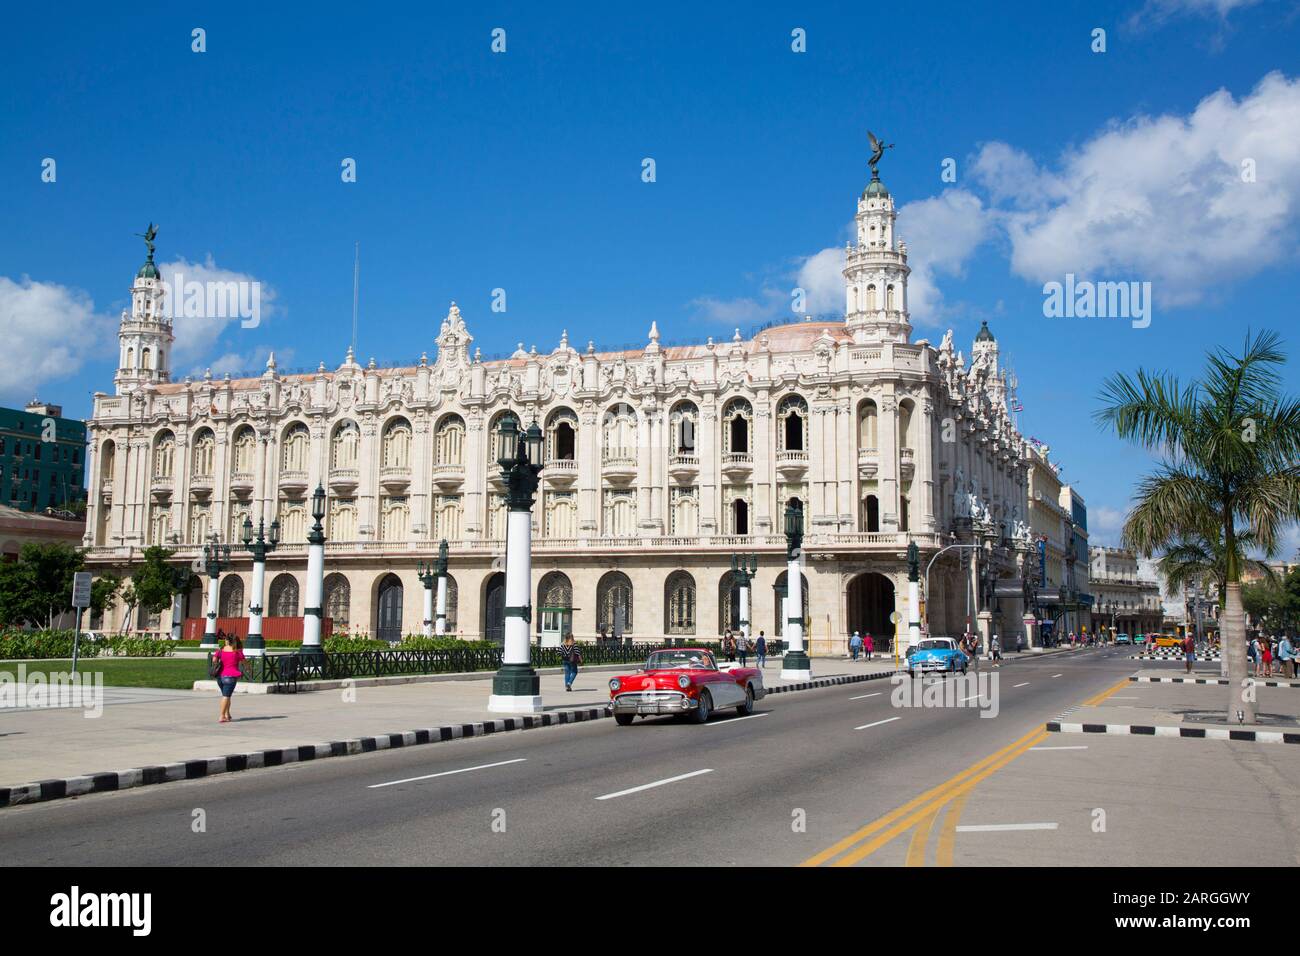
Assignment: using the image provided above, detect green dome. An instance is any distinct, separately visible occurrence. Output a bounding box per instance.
[137,257,159,280]
[861,176,890,200]
[975,320,995,343]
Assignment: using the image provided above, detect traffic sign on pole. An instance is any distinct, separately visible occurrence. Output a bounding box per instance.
[71,571,92,675]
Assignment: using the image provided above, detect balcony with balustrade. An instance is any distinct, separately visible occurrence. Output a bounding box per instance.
[279,469,309,494]
[775,449,808,480]
[857,447,879,479]
[189,474,214,500]
[432,461,466,490]
[668,453,699,484]
[720,452,753,482]
[379,465,411,492]
[329,467,360,493]
[601,451,637,485]
[543,457,578,489]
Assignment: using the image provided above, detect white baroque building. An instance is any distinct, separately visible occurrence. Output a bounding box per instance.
[85,165,1048,648]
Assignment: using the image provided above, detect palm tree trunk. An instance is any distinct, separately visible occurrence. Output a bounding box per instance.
[1222,581,1254,724]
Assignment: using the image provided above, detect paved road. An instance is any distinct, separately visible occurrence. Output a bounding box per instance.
[0,648,1222,866]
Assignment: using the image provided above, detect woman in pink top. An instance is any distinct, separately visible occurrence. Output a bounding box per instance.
[214,633,246,723]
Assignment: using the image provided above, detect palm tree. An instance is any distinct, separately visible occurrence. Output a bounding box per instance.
[1096,330,1300,723]
[1157,529,1276,675]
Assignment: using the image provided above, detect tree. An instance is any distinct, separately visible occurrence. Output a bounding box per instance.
[119,584,139,634]
[90,573,122,623]
[131,546,178,630]
[0,542,85,628]
[1096,330,1300,723]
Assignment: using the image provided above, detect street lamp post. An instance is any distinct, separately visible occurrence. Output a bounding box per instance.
[168,564,195,642]
[488,416,545,713]
[731,552,757,646]
[417,540,450,638]
[241,514,280,658]
[906,540,922,647]
[779,500,811,681]
[199,536,232,650]
[301,485,327,663]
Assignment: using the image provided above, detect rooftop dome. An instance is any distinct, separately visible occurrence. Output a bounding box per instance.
[975,320,995,343]
[137,256,159,280]
[862,174,890,200]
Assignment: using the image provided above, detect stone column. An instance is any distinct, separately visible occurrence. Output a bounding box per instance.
[489,507,542,712]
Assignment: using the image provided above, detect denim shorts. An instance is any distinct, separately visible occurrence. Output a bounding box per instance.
[217,676,239,698]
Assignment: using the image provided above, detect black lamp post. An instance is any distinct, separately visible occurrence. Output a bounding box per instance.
[730,551,758,646]
[241,514,281,657]
[199,536,233,649]
[489,414,546,711]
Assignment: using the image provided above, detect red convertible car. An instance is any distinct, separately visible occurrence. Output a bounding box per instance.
[607,647,767,725]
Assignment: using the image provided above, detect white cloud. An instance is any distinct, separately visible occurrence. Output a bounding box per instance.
[974,71,1300,307]
[197,346,296,381]
[896,189,991,322]
[158,255,279,366]
[1088,505,1129,546]
[0,276,114,402]
[1129,0,1264,27]
[794,247,846,317]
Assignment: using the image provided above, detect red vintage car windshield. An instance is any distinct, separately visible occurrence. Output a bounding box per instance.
[646,650,716,671]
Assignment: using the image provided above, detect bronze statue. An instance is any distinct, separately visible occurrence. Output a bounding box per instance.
[136,223,158,257]
[867,130,894,178]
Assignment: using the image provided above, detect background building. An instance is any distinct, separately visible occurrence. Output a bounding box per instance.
[1090,546,1164,637]
[84,163,1070,647]
[0,401,87,515]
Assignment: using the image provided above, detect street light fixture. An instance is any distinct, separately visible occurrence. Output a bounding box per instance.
[779,499,811,680]
[199,535,232,650]
[301,484,328,663]
[241,515,281,657]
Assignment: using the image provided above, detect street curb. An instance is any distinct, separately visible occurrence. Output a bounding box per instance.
[1045,721,1300,745]
[1130,676,1299,687]
[1130,654,1221,661]
[0,668,898,810]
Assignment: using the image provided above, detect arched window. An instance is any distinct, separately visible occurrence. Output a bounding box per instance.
[898,400,915,449]
[219,576,244,617]
[141,347,152,370]
[435,414,465,465]
[381,496,409,541]
[150,507,171,544]
[545,492,577,538]
[191,429,215,477]
[665,571,696,635]
[718,571,743,634]
[331,420,360,470]
[732,498,749,535]
[269,574,299,617]
[278,499,307,544]
[537,571,574,638]
[865,284,877,311]
[886,285,896,310]
[153,431,175,479]
[863,494,880,533]
[670,402,698,456]
[722,399,752,455]
[596,571,633,635]
[227,501,251,543]
[232,426,256,474]
[900,495,910,533]
[382,417,411,469]
[546,408,577,461]
[189,503,211,543]
[670,489,698,535]
[603,490,636,537]
[282,423,309,472]
[858,400,879,450]
[329,497,358,541]
[601,403,637,462]
[773,570,810,638]
[435,495,463,540]
[777,394,808,453]
[99,440,115,490]
[324,573,351,632]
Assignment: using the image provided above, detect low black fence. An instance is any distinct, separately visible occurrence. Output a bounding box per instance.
[218,637,783,690]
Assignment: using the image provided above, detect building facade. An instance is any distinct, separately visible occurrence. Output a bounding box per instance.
[84,163,1057,647]
[0,401,87,514]
[1090,546,1164,637]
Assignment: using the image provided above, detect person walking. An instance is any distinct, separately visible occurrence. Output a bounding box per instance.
[560,632,581,691]
[213,631,246,723]
[1279,634,1295,680]
[991,634,1002,668]
[864,632,874,661]
[1182,632,1196,674]
[1016,633,1025,655]
[755,631,768,669]
[1262,636,1274,679]
[737,632,750,667]
[849,630,862,662]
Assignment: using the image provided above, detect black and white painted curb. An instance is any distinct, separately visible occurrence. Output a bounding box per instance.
[1130,675,1298,687]
[0,668,899,810]
[1046,721,1300,745]
[1130,653,1221,661]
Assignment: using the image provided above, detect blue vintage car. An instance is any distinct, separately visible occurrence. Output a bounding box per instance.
[905,638,969,676]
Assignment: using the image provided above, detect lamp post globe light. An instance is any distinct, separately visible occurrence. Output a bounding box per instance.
[199,535,232,650]
[731,552,757,646]
[488,415,545,713]
[779,499,812,681]
[241,513,280,657]
[300,485,328,663]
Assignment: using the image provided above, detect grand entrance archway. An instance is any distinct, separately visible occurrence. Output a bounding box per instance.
[376,573,403,641]
[483,572,506,645]
[847,572,895,647]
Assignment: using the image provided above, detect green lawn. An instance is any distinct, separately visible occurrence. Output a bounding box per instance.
[0,658,213,690]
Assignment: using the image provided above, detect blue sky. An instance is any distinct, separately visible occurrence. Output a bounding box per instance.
[2,0,1298,549]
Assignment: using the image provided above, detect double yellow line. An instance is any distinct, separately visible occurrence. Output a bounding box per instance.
[802,676,1132,867]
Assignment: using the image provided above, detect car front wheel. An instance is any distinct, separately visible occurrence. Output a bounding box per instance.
[736,685,755,716]
[614,713,634,726]
[691,690,712,724]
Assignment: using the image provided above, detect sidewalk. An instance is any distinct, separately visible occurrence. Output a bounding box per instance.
[0,656,898,792]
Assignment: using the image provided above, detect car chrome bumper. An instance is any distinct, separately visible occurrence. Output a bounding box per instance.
[608,692,697,715]
[908,659,957,672]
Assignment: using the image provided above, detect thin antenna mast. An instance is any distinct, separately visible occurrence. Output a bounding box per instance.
[351,241,360,355]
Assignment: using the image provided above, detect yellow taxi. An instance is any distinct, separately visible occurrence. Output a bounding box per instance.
[1153,634,1182,648]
